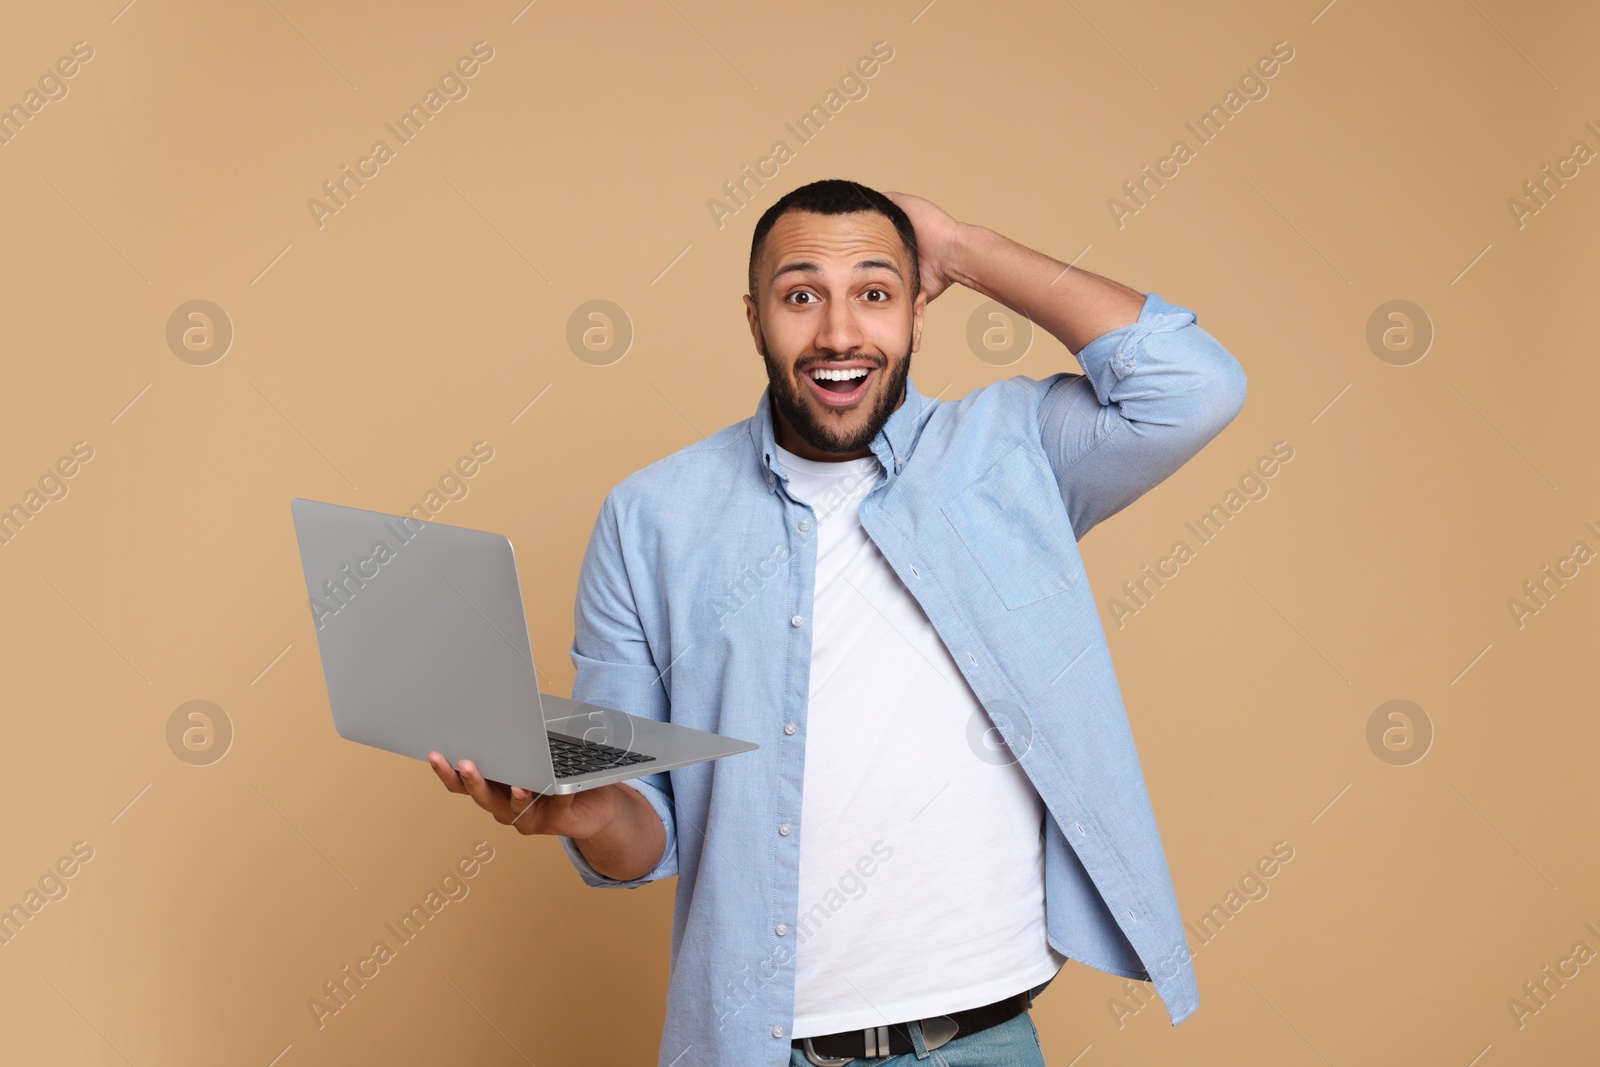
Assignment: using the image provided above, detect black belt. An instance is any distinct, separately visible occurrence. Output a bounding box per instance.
[792,990,1031,1063]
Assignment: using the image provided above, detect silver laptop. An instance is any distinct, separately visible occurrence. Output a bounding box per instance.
[290,498,757,794]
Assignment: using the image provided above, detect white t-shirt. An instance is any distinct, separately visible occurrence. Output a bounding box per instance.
[777,442,1066,1038]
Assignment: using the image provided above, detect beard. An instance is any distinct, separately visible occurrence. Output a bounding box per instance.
[759,327,913,456]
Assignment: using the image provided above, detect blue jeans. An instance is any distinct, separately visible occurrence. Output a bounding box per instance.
[788,984,1050,1067]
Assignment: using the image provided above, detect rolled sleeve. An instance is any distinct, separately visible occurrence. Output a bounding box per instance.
[559,776,678,888]
[1042,291,1248,539]
[1073,292,1203,402]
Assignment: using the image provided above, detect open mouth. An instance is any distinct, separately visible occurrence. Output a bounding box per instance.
[804,364,875,408]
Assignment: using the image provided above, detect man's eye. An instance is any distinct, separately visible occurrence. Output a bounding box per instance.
[786,291,815,305]
[862,288,889,302]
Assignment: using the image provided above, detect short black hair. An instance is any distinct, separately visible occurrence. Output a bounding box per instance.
[747,178,920,303]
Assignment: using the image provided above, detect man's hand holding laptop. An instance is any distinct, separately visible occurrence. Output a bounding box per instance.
[426,752,667,882]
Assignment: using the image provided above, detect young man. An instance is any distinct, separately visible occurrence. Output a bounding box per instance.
[430,179,1247,1066]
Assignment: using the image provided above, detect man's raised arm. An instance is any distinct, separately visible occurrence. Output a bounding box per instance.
[886,191,1248,539]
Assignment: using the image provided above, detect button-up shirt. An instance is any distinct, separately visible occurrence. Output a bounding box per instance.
[560,291,1248,1066]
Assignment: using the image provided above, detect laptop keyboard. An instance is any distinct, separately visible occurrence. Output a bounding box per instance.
[547,734,657,779]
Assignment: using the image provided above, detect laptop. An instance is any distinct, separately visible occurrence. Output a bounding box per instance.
[289,497,758,794]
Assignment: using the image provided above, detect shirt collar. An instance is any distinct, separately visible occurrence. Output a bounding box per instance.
[750,375,934,493]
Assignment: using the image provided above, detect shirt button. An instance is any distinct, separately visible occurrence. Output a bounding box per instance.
[776,923,788,936]
[784,722,797,735]
[798,519,810,532]
[772,1026,785,1038]
[778,823,791,836]
[767,473,775,486]
[790,615,803,628]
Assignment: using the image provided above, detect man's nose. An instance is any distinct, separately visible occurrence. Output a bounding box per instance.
[812,298,864,354]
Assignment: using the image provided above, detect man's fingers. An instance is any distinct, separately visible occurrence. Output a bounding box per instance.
[509,787,572,834]
[430,755,576,835]
[508,786,543,831]
[457,760,514,822]
[428,751,468,794]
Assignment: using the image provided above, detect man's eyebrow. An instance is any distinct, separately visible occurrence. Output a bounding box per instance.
[771,257,904,284]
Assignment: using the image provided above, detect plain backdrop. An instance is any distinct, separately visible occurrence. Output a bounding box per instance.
[0,1,1596,1064]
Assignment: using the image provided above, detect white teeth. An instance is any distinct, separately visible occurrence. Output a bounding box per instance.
[810,367,869,381]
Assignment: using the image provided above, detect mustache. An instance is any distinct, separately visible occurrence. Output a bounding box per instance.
[797,355,886,373]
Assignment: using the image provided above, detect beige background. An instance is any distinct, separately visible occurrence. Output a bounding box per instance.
[1,0,1596,1064]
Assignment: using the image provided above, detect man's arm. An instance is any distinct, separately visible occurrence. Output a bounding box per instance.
[561,487,679,886]
[886,192,1248,538]
[885,190,1146,349]
[426,486,675,886]
[946,224,1148,355]
[1035,289,1246,539]
[565,781,668,881]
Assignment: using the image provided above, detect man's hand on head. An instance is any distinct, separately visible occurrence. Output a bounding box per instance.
[883,190,970,302]
[888,189,1145,353]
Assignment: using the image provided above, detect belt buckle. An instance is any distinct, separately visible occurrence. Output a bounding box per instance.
[921,1015,959,1051]
[800,1038,853,1067]
[800,1016,959,1064]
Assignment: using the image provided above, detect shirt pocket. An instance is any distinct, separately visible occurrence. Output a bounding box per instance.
[941,443,1077,609]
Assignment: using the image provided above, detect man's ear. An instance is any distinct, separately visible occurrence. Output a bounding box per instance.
[743,293,765,356]
[911,288,927,354]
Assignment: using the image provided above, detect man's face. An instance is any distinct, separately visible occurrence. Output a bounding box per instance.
[744,210,925,460]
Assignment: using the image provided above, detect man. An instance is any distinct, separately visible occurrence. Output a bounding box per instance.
[429,178,1247,1066]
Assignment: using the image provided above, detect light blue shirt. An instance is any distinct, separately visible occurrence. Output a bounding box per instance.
[561,291,1247,1066]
